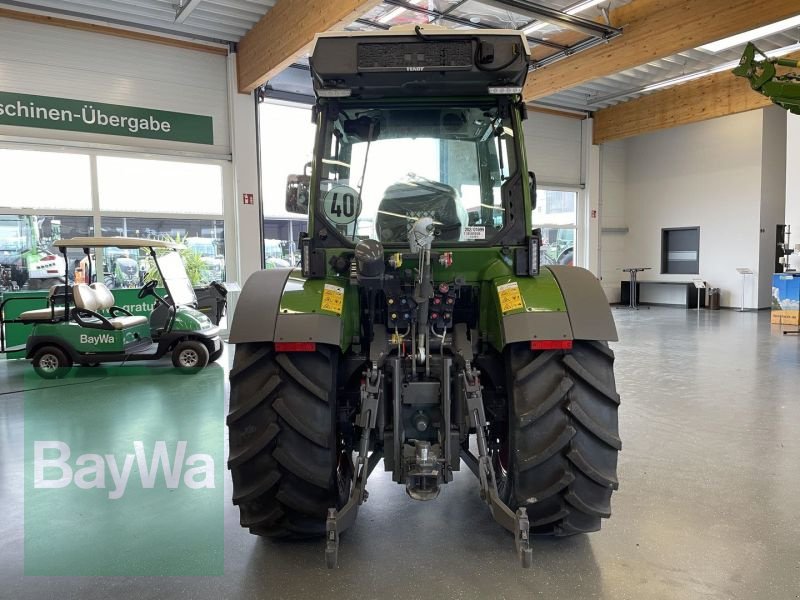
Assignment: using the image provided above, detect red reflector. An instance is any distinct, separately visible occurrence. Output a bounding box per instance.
[43,255,57,261]
[275,342,316,352]
[531,340,573,351]
[46,269,59,273]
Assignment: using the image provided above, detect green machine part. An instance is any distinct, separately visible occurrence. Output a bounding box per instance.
[230,248,616,353]
[733,42,800,115]
[28,321,150,354]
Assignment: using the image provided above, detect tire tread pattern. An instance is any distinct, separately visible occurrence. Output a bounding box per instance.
[508,341,620,536]
[228,343,344,539]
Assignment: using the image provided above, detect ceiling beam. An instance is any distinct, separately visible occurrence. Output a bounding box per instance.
[236,0,382,94]
[591,53,800,144]
[524,0,800,102]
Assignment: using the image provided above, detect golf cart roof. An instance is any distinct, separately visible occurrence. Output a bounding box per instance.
[53,236,181,249]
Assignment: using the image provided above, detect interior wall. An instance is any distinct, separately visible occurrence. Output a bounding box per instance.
[600,111,769,308]
[0,17,230,157]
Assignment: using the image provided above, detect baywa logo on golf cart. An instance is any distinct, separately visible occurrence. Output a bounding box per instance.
[34,441,215,500]
[80,333,115,345]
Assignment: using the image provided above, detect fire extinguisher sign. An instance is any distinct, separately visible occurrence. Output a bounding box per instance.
[242,193,254,205]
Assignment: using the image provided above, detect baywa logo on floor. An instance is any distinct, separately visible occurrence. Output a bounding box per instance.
[24,366,224,576]
[34,440,215,499]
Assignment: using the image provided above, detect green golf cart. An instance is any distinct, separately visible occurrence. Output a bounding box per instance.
[0,236,223,378]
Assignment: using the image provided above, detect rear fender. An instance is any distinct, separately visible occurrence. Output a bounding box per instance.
[489,266,617,349]
[228,269,357,350]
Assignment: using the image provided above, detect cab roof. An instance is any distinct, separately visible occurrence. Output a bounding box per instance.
[310,25,531,99]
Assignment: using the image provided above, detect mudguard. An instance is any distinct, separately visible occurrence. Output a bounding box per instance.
[493,266,617,347]
[228,269,358,350]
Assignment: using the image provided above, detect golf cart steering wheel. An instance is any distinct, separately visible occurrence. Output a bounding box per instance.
[138,280,158,299]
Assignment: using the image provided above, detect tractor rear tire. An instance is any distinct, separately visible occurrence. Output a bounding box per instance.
[504,340,620,536]
[227,343,350,538]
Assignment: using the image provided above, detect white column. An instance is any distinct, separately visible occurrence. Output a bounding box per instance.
[581,118,601,277]
[226,53,263,286]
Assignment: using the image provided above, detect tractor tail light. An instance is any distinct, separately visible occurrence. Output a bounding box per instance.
[531,340,573,351]
[275,342,317,352]
[43,255,57,261]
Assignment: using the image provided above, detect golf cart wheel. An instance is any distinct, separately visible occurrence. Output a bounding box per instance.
[209,346,224,363]
[227,343,351,539]
[32,345,73,379]
[502,340,620,536]
[172,340,210,372]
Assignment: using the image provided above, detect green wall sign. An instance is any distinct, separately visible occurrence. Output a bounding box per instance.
[0,91,214,145]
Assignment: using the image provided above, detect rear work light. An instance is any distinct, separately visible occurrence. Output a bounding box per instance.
[531,340,573,351]
[274,342,317,352]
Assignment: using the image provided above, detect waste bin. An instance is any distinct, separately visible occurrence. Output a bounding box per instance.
[194,281,227,325]
[707,287,720,310]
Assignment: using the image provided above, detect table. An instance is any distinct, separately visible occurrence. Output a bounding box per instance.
[620,267,651,309]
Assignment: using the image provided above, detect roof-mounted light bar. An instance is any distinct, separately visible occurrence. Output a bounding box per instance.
[488,85,523,94]
[317,88,353,98]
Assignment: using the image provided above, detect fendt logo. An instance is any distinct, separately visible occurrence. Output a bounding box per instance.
[406,66,425,71]
[80,333,114,344]
[34,441,215,500]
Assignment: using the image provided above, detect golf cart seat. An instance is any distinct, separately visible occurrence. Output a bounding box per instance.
[72,283,148,330]
[18,285,69,322]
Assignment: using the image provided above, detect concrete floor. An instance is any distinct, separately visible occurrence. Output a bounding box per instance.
[1,307,799,599]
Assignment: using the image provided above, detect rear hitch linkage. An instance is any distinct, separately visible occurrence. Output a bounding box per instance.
[462,364,533,568]
[325,365,383,568]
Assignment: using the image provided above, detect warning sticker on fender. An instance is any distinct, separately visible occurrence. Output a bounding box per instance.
[462,226,486,240]
[321,284,344,315]
[497,281,524,313]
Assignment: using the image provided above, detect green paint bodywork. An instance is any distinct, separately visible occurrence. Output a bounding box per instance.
[279,273,359,350]
[274,247,568,353]
[734,43,800,115]
[29,321,150,353]
[172,306,215,334]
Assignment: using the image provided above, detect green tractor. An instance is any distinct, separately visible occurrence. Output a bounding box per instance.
[0,214,66,291]
[228,25,620,568]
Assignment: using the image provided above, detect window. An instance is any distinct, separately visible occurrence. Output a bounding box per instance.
[101,217,225,287]
[534,189,577,266]
[97,156,223,214]
[263,218,306,267]
[317,104,515,245]
[1,213,93,290]
[259,101,316,265]
[662,227,700,274]
[0,149,92,210]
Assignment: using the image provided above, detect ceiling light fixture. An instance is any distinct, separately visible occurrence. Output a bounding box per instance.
[699,15,800,53]
[378,0,425,24]
[523,0,606,34]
